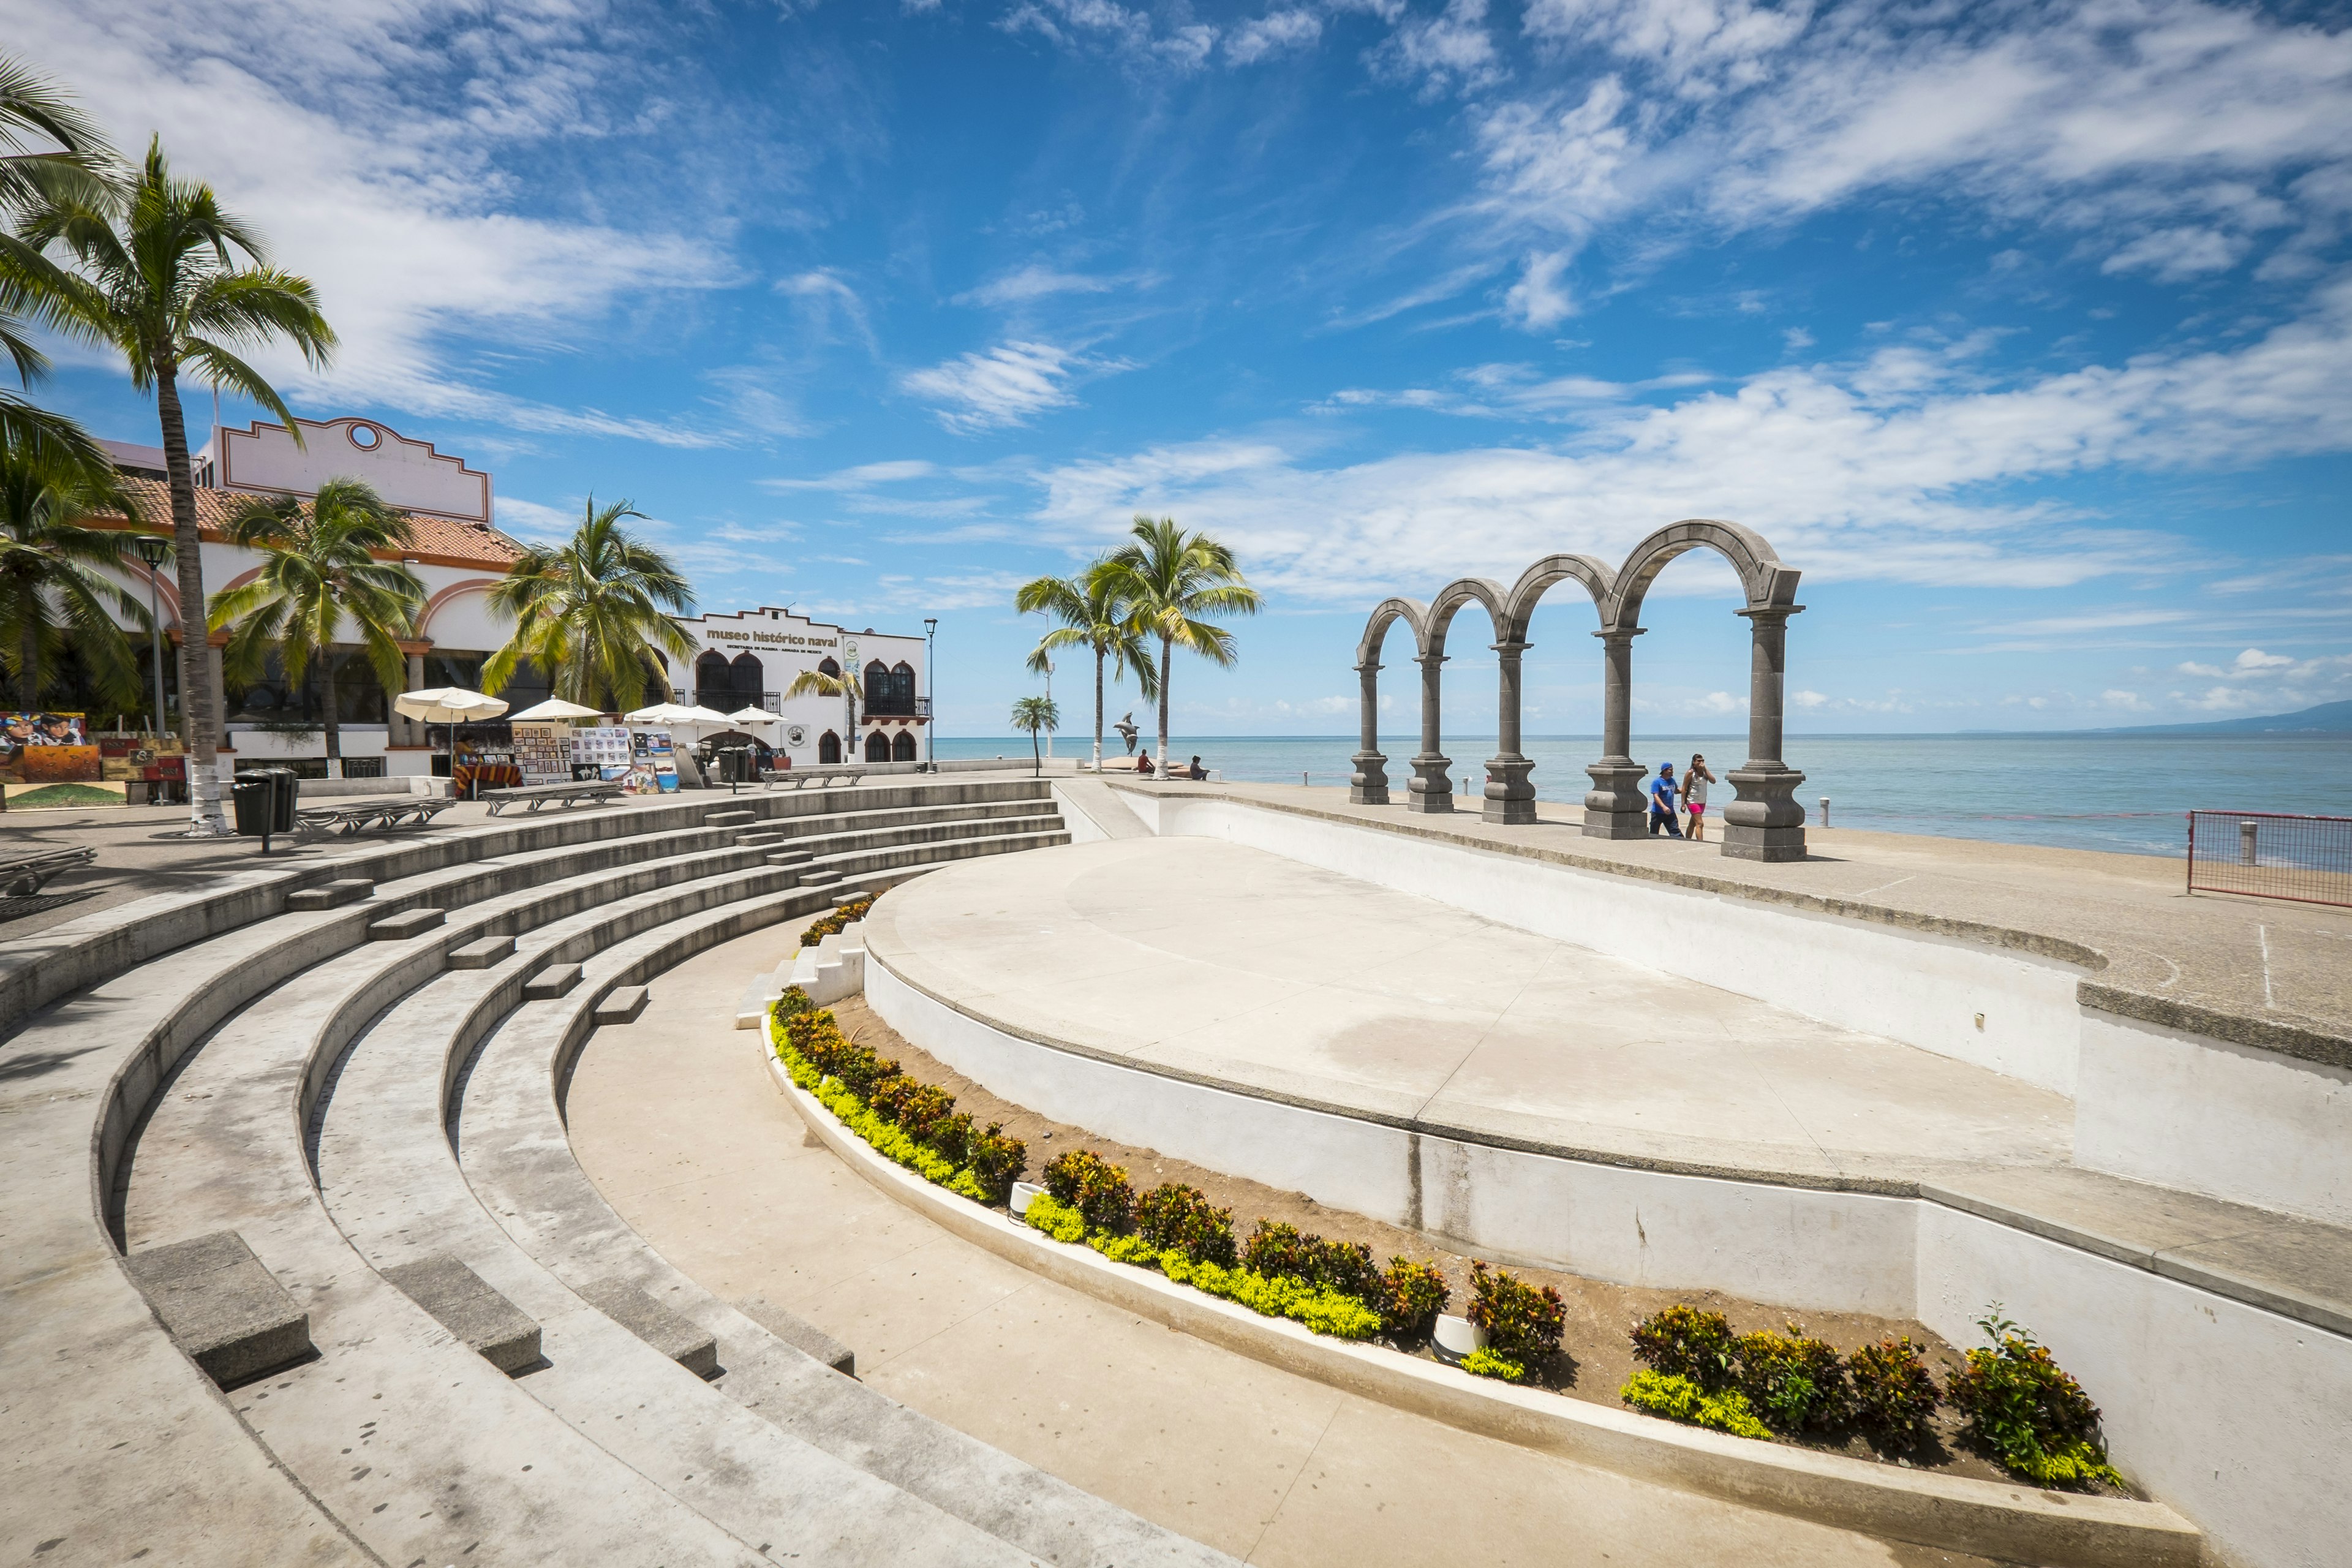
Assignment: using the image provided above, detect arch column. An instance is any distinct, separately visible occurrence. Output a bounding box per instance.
[1483,639,1536,824]
[1349,658,1389,805]
[1406,650,1452,813]
[1582,627,1646,839]
[1722,605,1807,862]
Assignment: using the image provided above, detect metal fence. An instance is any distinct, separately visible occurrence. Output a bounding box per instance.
[2187,810,2352,908]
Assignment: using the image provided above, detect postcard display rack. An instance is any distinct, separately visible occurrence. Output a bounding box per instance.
[571,725,633,782]
[509,722,572,786]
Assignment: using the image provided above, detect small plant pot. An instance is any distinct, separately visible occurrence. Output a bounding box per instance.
[1010,1181,1046,1217]
[1431,1314,1487,1367]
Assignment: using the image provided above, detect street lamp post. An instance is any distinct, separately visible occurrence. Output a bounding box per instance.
[132,535,170,741]
[922,617,938,772]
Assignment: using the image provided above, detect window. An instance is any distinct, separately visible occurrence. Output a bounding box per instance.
[817,657,840,678]
[891,661,916,713]
[892,729,917,762]
[818,730,840,764]
[728,651,763,703]
[864,729,891,763]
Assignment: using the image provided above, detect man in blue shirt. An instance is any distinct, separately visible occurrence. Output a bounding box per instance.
[1648,763,1683,837]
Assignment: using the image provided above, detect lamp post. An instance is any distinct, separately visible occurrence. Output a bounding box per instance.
[922,617,937,772]
[132,535,170,741]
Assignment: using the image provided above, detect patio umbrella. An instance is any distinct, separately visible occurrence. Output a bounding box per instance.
[724,705,779,726]
[623,701,702,726]
[393,687,510,782]
[508,698,603,722]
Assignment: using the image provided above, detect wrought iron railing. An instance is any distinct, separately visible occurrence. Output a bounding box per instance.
[2187,810,2352,908]
[692,689,781,713]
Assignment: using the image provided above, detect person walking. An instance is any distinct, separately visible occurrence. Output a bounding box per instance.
[1683,753,1716,842]
[1648,761,1683,837]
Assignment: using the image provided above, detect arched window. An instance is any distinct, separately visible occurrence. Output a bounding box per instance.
[891,661,916,714]
[728,651,763,703]
[864,729,892,763]
[694,650,729,706]
[891,729,917,763]
[818,730,840,764]
[862,659,892,712]
[817,657,840,678]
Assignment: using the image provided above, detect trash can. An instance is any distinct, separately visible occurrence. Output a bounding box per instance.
[263,767,300,835]
[717,747,755,786]
[231,774,273,843]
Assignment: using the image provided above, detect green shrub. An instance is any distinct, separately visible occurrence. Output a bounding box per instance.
[1845,1336,1942,1450]
[1734,1325,1850,1433]
[1468,1261,1565,1362]
[1238,1221,1382,1305]
[1460,1348,1525,1383]
[1380,1257,1449,1336]
[1947,1311,2122,1490]
[1621,1370,1773,1440]
[772,986,813,1022]
[1042,1148,1134,1232]
[773,1008,1015,1204]
[960,1122,1027,1201]
[1023,1190,1088,1244]
[1629,1305,1738,1390]
[1063,1210,1382,1341]
[1134,1183,1236,1266]
[870,1077,958,1145]
[801,896,875,948]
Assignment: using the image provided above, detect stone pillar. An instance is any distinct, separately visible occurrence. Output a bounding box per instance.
[1349,658,1389,805]
[1583,627,1646,838]
[1722,605,1807,862]
[392,647,429,745]
[1483,639,1536,824]
[1406,650,1452,813]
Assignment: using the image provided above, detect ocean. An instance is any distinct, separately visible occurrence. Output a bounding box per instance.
[932,732,2352,859]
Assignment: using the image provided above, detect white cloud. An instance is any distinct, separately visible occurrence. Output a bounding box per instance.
[1790,688,1828,708]
[1000,0,1219,69]
[1227,9,1322,65]
[762,461,941,492]
[901,340,1131,432]
[955,265,1122,307]
[1503,249,1577,328]
[2101,688,2152,711]
[2234,647,2295,670]
[494,495,582,543]
[2101,226,2249,281]
[1376,0,1506,96]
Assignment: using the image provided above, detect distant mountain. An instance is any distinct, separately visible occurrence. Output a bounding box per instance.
[2086,699,2352,736]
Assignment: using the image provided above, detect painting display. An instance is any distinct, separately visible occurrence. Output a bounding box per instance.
[2,712,100,785]
[570,725,631,782]
[628,728,679,793]
[509,722,571,786]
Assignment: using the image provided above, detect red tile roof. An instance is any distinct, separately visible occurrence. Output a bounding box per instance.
[90,476,525,570]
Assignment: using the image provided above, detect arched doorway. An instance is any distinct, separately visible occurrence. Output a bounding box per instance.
[891,729,918,762]
[863,729,892,763]
[818,730,841,764]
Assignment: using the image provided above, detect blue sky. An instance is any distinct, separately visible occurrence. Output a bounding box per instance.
[15,0,2352,738]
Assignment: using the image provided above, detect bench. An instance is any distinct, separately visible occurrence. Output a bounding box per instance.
[1,845,95,897]
[481,780,625,816]
[295,798,459,835]
[763,768,865,791]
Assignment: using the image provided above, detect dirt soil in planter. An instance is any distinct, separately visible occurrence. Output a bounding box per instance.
[821,995,2098,1491]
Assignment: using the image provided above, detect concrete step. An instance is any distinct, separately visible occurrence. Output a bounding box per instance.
[381,1254,542,1374]
[524,962,582,1000]
[734,829,790,846]
[448,933,517,970]
[593,985,649,1025]
[737,1295,855,1376]
[369,907,444,940]
[125,1229,314,1388]
[582,1280,719,1378]
[287,877,374,911]
[703,809,757,828]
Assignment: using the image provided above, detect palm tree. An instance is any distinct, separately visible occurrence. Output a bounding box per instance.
[0,447,157,712]
[1010,695,1059,777]
[0,55,118,484]
[1014,557,1157,773]
[208,478,424,776]
[783,662,860,761]
[21,136,336,834]
[482,497,697,712]
[1104,516,1262,775]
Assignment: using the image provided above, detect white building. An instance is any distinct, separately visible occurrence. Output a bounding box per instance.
[670,605,930,766]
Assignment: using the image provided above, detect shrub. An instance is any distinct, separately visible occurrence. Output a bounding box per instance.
[1467,1261,1565,1362]
[870,1077,958,1145]
[1734,1325,1850,1433]
[1380,1257,1449,1336]
[1621,1371,1773,1441]
[1023,1189,1087,1245]
[1947,1311,2122,1490]
[1629,1305,1738,1391]
[1238,1221,1382,1305]
[1134,1183,1237,1266]
[960,1122,1027,1201]
[1846,1336,1942,1450]
[801,896,876,948]
[1460,1348,1525,1382]
[772,986,813,1022]
[1042,1148,1134,1232]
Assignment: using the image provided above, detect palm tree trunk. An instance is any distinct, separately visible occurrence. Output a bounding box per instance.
[1156,636,1171,775]
[17,611,36,710]
[1031,727,1040,777]
[1091,644,1104,773]
[320,652,342,776]
[156,366,225,833]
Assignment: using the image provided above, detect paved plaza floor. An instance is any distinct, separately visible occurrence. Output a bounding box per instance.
[870,837,2075,1186]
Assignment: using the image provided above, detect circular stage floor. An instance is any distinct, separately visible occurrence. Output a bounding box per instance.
[866,837,2071,1187]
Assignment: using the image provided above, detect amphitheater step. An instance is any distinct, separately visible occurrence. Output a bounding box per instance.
[287,877,374,911]
[448,934,517,969]
[582,1280,719,1378]
[523,962,583,1000]
[736,1294,855,1376]
[125,1230,314,1388]
[592,984,650,1025]
[369,907,444,940]
[734,829,790,847]
[764,848,814,865]
[380,1254,543,1374]
[704,809,757,828]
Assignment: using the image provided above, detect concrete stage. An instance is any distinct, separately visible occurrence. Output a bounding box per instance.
[873,836,2070,1188]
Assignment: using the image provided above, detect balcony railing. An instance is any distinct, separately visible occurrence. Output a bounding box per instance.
[692,690,782,714]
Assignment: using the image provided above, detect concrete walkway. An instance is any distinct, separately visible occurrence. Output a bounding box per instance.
[567,927,2002,1568]
[870,837,2071,1187]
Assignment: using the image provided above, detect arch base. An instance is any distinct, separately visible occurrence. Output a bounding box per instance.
[1581,760,1648,839]
[1722,766,1809,862]
[1405,754,1454,814]
[1481,757,1538,826]
[1349,750,1391,806]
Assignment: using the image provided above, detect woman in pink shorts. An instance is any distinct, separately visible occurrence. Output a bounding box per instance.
[1683,753,1716,841]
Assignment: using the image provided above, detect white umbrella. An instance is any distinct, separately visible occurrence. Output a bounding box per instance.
[724,705,779,726]
[393,687,510,785]
[508,697,603,722]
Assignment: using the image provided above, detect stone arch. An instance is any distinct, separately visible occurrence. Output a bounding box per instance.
[418,577,503,639]
[1348,597,1427,805]
[1501,554,1612,643]
[1404,579,1510,816]
[1602,518,1798,633]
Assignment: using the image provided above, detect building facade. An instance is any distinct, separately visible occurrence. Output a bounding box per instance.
[669,605,929,766]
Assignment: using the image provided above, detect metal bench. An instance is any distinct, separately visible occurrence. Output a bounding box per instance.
[1,845,95,897]
[295,798,459,835]
[481,780,625,816]
[763,768,866,791]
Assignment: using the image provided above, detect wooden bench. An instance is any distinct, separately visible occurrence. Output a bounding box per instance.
[1,845,95,897]
[295,798,459,835]
[480,780,625,816]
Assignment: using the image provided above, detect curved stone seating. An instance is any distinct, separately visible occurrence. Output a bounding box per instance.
[1,774,1183,1565]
